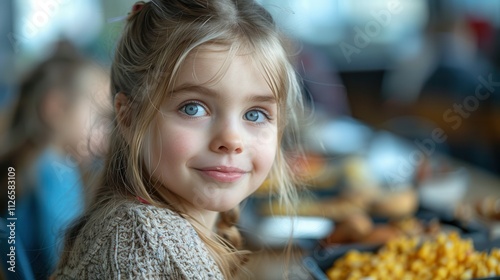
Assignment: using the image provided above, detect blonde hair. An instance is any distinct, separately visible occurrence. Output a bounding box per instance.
[61,0,304,278]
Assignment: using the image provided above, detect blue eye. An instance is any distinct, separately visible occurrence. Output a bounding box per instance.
[180,103,207,117]
[244,110,267,123]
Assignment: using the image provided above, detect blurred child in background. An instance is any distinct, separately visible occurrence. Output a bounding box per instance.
[0,40,110,279]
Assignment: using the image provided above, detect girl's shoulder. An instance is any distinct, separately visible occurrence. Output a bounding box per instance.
[111,201,210,247]
[103,200,205,252]
[115,200,191,229]
[55,200,224,279]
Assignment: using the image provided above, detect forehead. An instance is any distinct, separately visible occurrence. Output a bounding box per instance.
[174,43,271,91]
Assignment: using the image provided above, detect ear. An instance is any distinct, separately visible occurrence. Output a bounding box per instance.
[114,92,133,140]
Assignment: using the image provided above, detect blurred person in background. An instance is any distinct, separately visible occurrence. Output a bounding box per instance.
[382,0,487,104]
[381,0,496,172]
[0,40,110,279]
[297,43,351,118]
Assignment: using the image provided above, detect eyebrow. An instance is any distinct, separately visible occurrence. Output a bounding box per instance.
[172,83,277,104]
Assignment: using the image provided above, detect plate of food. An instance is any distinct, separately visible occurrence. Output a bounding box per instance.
[302,208,498,280]
[304,232,500,280]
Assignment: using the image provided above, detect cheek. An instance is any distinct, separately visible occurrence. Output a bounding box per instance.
[249,127,278,174]
[145,122,201,173]
[164,131,194,157]
[256,145,277,172]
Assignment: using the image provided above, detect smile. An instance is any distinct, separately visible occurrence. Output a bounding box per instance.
[194,166,249,183]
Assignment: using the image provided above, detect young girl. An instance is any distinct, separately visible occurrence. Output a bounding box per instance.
[55,0,304,278]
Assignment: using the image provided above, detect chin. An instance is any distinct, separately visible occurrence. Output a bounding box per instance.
[202,197,244,212]
[207,202,240,212]
[191,184,253,212]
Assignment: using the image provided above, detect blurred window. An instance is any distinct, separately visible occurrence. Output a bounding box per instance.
[258,0,428,46]
[12,0,103,57]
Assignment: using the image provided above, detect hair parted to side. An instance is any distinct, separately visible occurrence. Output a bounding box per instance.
[60,0,305,278]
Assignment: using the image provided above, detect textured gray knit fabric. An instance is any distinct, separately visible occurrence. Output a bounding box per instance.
[53,201,224,279]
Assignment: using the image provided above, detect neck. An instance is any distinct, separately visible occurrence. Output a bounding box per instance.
[186,208,219,231]
[156,189,219,230]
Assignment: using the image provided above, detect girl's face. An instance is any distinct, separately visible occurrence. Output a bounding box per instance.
[144,45,278,213]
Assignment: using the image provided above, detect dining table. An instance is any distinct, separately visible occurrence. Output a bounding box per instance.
[242,122,500,280]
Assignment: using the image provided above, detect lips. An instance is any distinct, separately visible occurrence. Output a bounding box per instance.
[194,166,249,183]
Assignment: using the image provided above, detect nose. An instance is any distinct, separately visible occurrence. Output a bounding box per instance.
[209,122,244,154]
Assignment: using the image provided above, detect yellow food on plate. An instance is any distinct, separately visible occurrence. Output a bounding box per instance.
[327,232,500,280]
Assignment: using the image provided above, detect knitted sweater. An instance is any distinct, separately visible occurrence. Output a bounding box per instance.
[53,201,224,279]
